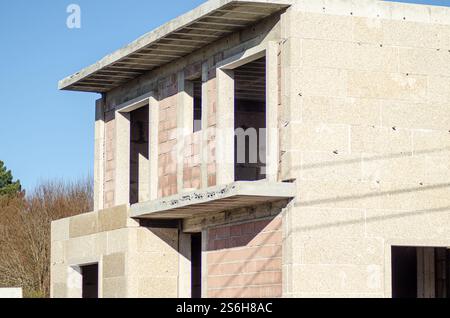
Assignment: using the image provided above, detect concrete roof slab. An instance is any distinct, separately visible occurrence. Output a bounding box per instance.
[58,0,291,93]
[130,181,296,219]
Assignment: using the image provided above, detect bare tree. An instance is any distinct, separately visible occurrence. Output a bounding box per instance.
[0,178,93,297]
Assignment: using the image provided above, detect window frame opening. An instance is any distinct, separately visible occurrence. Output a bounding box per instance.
[129,104,150,205]
[233,56,267,182]
[192,78,203,133]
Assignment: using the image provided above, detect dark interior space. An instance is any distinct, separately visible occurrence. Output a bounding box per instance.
[234,57,266,181]
[193,79,202,133]
[392,246,418,298]
[435,248,450,298]
[81,264,98,299]
[129,105,149,205]
[392,246,450,298]
[191,233,202,298]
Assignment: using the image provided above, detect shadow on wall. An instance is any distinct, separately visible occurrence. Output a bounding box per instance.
[286,146,450,235]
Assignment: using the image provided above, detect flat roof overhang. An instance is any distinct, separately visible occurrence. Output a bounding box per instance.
[58,0,290,93]
[130,181,296,220]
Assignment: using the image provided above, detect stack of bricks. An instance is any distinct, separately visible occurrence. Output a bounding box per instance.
[158,75,178,198]
[104,110,116,208]
[206,217,283,298]
[183,132,202,190]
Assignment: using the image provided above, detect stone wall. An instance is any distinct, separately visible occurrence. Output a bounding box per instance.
[281,1,450,298]
[50,206,179,298]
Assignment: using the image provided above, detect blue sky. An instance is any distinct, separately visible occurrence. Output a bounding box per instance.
[0,0,448,191]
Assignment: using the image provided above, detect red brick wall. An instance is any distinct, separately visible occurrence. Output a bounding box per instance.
[206,217,283,298]
[183,132,202,189]
[158,75,178,198]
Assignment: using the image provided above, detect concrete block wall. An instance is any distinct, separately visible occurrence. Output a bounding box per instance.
[50,206,179,298]
[280,0,450,298]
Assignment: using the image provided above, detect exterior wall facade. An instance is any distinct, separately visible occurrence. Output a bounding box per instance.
[51,206,179,298]
[53,0,450,298]
[281,1,450,298]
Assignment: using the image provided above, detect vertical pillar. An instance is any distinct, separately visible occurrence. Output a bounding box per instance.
[115,111,130,206]
[177,72,193,193]
[94,98,105,211]
[149,93,159,201]
[216,68,235,185]
[266,41,280,182]
[201,62,209,189]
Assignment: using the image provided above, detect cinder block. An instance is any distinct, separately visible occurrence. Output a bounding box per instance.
[348,71,427,102]
[51,283,67,298]
[381,100,450,131]
[288,123,350,154]
[294,179,382,210]
[366,206,450,240]
[290,206,365,240]
[351,126,412,154]
[362,153,450,185]
[98,205,128,232]
[289,67,348,98]
[65,235,97,265]
[301,39,353,70]
[301,96,381,127]
[353,17,383,44]
[413,130,450,153]
[301,237,384,265]
[288,12,353,41]
[299,151,363,182]
[51,218,70,242]
[129,252,179,277]
[107,229,130,254]
[103,253,126,278]
[399,47,450,77]
[69,212,98,238]
[382,20,442,49]
[51,264,68,285]
[138,276,178,298]
[353,43,398,73]
[51,241,65,265]
[291,264,383,294]
[103,277,127,298]
[428,76,450,103]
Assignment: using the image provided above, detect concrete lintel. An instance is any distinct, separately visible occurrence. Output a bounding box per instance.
[130,181,296,219]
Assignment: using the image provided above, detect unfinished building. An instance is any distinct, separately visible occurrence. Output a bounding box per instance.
[51,0,450,298]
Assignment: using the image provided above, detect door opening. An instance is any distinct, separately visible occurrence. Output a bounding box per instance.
[81,264,99,299]
[191,233,202,298]
[392,246,450,298]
